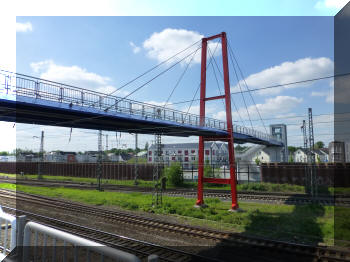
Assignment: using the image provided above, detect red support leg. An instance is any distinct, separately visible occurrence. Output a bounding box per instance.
[196,136,204,205]
[222,32,239,210]
[196,38,207,206]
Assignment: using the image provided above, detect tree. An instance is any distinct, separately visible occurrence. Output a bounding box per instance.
[255,157,261,165]
[288,155,294,163]
[288,146,298,154]
[316,155,321,163]
[144,142,149,151]
[0,151,9,156]
[14,148,34,156]
[315,141,324,149]
[163,162,183,186]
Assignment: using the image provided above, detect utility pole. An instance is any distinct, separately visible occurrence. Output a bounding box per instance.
[301,120,308,150]
[38,131,44,179]
[308,108,317,197]
[151,108,163,207]
[301,120,310,194]
[106,134,109,151]
[97,130,103,191]
[134,133,139,185]
[152,133,162,207]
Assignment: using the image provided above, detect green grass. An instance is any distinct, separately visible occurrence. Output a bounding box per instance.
[2,172,348,195]
[0,182,339,246]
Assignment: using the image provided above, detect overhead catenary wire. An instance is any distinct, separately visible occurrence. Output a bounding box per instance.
[166,72,349,106]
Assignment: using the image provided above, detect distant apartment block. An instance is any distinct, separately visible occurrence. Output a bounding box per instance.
[147,142,229,168]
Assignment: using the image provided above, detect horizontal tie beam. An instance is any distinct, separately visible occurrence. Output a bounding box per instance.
[203,136,230,142]
[203,178,231,184]
[204,95,225,101]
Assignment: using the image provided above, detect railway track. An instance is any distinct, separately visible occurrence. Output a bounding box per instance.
[1,189,349,261]
[2,176,349,206]
[2,206,217,262]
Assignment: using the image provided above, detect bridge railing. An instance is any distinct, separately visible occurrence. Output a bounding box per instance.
[0,71,281,143]
[13,73,228,130]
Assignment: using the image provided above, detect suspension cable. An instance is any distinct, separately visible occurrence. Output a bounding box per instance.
[163,46,199,108]
[110,39,202,96]
[105,46,201,112]
[207,46,247,126]
[228,40,267,133]
[185,41,220,116]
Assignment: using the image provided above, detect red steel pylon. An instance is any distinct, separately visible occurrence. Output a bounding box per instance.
[196,32,239,210]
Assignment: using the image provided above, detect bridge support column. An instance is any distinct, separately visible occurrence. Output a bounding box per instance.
[195,32,239,210]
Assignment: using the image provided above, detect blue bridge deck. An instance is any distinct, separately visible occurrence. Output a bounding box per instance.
[0,73,283,146]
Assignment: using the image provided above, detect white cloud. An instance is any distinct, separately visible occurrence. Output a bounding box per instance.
[30,60,113,91]
[143,28,221,65]
[129,41,141,54]
[16,22,32,32]
[213,96,303,122]
[311,89,334,103]
[315,0,348,9]
[231,57,333,96]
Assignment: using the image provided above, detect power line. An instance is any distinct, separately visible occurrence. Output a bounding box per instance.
[168,72,349,106]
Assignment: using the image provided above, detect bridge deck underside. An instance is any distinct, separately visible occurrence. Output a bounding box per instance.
[0,97,282,146]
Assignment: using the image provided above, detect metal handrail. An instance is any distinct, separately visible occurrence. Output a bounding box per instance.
[0,206,17,258]
[0,71,282,143]
[23,221,156,262]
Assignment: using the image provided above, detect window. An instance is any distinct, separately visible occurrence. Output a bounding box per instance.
[212,150,215,155]
[185,157,189,162]
[172,156,175,161]
[149,151,152,155]
[191,150,195,154]
[178,150,182,154]
[149,157,152,161]
[185,150,188,155]
[191,156,196,161]
[205,150,209,155]
[165,151,169,155]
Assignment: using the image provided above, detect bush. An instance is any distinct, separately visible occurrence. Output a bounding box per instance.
[164,162,183,187]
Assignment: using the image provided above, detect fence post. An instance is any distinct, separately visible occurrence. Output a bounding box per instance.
[191,165,194,182]
[16,215,26,248]
[248,164,250,184]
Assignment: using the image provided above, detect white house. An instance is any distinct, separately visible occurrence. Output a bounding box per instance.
[294,148,329,163]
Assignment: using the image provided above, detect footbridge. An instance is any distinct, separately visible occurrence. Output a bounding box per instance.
[0,72,283,146]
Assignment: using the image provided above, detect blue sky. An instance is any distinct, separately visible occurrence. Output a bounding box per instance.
[1,0,347,152]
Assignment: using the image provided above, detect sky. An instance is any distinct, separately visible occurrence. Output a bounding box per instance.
[0,0,348,153]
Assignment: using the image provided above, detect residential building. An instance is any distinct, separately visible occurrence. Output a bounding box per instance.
[294,148,329,163]
[147,142,228,169]
[45,151,76,162]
